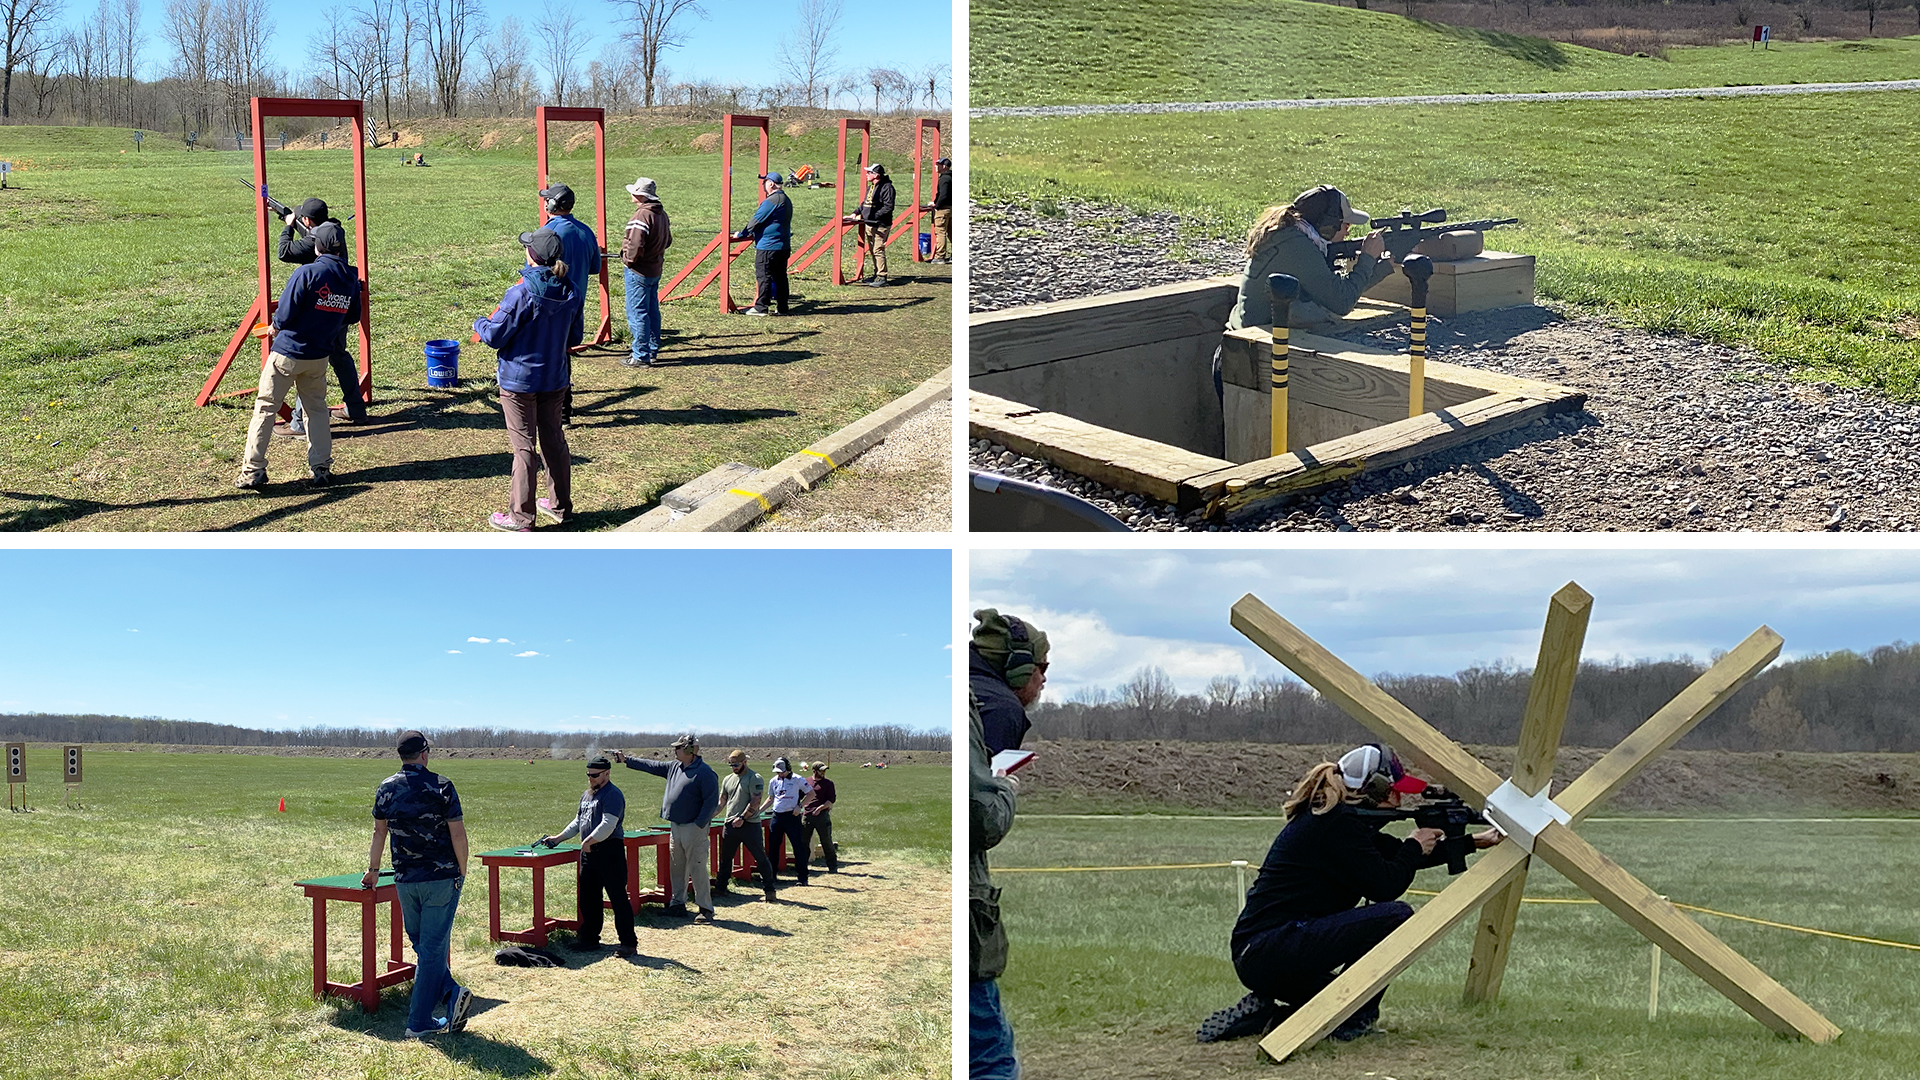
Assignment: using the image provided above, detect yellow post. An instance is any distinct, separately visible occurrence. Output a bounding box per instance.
[1403,254,1434,417]
[1266,274,1298,455]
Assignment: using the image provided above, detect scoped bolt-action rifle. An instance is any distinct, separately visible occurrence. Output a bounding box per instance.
[1353,786,1489,874]
[1327,207,1519,262]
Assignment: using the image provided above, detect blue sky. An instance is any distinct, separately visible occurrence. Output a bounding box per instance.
[970,547,1920,700]
[0,548,952,734]
[75,0,950,98]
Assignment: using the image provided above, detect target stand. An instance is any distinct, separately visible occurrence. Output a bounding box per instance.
[535,106,613,354]
[1229,586,1841,1061]
[5,742,26,812]
[891,117,943,262]
[196,97,373,414]
[62,744,82,809]
[790,117,871,284]
[662,114,771,312]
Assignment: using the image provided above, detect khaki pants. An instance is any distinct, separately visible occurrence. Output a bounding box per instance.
[669,821,713,912]
[859,223,888,280]
[933,208,952,260]
[240,351,331,480]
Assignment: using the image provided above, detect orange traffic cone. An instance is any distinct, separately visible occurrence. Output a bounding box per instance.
[278,797,286,812]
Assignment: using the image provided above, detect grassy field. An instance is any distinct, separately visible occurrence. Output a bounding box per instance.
[0,117,950,530]
[972,0,1920,106]
[987,811,1920,1079]
[971,6,1920,399]
[0,748,950,1079]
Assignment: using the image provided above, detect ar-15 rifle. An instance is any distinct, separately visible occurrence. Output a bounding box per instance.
[1353,786,1489,874]
[1327,208,1519,263]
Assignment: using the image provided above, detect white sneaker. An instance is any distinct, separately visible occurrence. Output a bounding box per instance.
[404,1021,449,1039]
[448,985,474,1032]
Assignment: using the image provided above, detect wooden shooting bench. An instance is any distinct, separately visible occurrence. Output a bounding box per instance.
[293,869,415,1013]
[479,843,580,946]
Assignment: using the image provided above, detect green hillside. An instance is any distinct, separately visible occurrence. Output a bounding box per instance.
[970,0,1920,106]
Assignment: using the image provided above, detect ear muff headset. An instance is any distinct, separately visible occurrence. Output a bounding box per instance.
[1002,615,1037,690]
[544,191,574,216]
[1354,743,1397,803]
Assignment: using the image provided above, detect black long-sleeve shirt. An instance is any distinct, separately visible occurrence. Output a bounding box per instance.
[933,170,952,211]
[1231,802,1466,954]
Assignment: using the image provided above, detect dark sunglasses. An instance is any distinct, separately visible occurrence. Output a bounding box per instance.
[586,770,607,779]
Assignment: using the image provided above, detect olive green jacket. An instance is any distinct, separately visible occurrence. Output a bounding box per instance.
[1226,222,1395,329]
[970,693,1017,980]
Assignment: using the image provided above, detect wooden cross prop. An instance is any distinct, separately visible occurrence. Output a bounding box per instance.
[1229,585,1841,1062]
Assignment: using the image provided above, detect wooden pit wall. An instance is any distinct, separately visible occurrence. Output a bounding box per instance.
[967,278,1238,458]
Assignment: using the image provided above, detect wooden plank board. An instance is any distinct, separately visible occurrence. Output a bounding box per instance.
[1230,593,1507,802]
[969,277,1238,375]
[1533,821,1841,1043]
[1464,581,1590,1003]
[969,390,1231,506]
[1258,843,1532,1062]
[972,336,1224,456]
[1555,626,1784,821]
[1193,391,1580,521]
[1218,326,1576,403]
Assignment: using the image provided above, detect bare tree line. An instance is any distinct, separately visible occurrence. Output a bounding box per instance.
[4,0,948,129]
[1030,641,1920,753]
[0,713,951,752]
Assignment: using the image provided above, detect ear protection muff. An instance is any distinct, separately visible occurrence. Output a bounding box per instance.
[1002,615,1037,690]
[544,191,574,216]
[1355,743,1396,802]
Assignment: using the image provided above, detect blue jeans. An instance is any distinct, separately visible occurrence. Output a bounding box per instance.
[396,875,464,1032]
[970,979,1019,1080]
[624,268,660,362]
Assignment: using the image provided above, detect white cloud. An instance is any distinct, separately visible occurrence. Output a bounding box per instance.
[498,638,515,645]
[446,650,462,654]
[515,651,540,658]
[467,637,490,643]
[125,629,138,633]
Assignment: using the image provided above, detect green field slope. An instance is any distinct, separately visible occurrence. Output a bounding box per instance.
[972,0,1920,106]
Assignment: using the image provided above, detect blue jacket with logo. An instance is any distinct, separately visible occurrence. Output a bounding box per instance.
[545,213,602,307]
[473,265,576,393]
[738,191,792,251]
[271,253,361,360]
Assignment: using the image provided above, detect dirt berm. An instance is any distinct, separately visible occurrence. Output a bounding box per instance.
[1018,739,1920,814]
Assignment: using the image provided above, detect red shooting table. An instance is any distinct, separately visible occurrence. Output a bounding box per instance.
[479,843,581,946]
[294,869,416,1012]
[727,817,787,877]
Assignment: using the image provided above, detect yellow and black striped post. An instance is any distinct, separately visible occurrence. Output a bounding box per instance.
[1266,273,1299,456]
[1403,254,1434,417]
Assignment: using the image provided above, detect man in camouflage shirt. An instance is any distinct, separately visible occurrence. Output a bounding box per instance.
[366,730,474,1038]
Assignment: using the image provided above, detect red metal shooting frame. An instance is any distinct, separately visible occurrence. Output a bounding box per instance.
[790,117,871,282]
[662,114,770,312]
[197,97,372,410]
[535,105,613,353]
[890,117,943,260]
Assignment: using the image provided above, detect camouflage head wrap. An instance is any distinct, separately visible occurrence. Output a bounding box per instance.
[971,608,1050,689]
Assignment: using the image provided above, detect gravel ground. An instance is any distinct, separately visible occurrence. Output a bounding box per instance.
[755,398,953,532]
[970,199,1920,532]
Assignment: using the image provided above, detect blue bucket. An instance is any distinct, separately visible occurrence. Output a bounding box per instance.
[918,232,932,256]
[424,339,460,387]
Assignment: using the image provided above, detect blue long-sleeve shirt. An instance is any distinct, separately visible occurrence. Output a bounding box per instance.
[544,213,602,306]
[270,253,361,359]
[736,191,792,251]
[623,755,721,825]
[472,265,575,393]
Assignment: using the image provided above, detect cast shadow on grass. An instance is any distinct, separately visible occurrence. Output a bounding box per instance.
[706,916,796,935]
[428,1034,553,1078]
[0,486,346,531]
[1412,20,1574,70]
[798,293,937,318]
[330,996,552,1075]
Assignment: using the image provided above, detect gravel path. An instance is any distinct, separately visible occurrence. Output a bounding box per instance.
[971,78,1920,119]
[755,398,952,532]
[970,199,1920,532]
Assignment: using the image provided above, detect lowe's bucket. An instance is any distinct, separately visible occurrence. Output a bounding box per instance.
[918,232,932,256]
[424,339,460,387]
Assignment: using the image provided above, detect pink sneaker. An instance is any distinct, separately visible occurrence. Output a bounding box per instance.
[488,512,530,532]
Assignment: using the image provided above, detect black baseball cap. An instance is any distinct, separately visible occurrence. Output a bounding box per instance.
[307,221,346,254]
[538,183,573,205]
[397,730,431,755]
[587,755,611,772]
[518,228,563,265]
[297,197,328,221]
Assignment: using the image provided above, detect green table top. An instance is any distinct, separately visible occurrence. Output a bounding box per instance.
[296,869,396,891]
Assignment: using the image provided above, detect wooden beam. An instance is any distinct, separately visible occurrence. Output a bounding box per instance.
[1532,820,1841,1043]
[1258,844,1532,1062]
[1464,581,1590,1003]
[1230,593,1505,802]
[968,277,1238,375]
[968,390,1232,508]
[1555,626,1784,821]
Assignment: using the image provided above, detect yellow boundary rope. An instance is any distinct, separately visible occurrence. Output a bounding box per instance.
[994,864,1920,952]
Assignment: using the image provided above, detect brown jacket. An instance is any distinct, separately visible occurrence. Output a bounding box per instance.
[620,198,672,277]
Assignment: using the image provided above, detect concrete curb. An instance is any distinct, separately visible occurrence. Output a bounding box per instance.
[625,366,953,532]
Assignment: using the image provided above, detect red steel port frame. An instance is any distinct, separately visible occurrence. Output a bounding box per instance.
[662,114,770,312]
[890,117,943,261]
[197,97,372,410]
[535,105,613,353]
[790,117,871,283]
